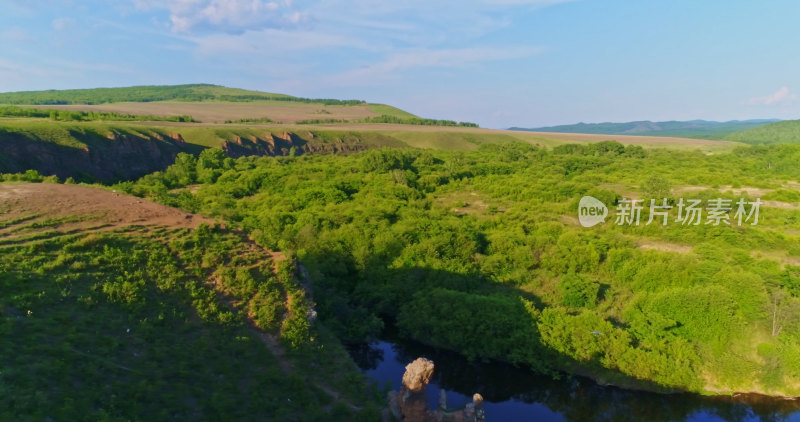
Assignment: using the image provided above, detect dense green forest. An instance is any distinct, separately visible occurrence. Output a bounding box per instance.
[360,114,479,127]
[224,117,276,124]
[0,84,364,106]
[296,114,480,127]
[105,140,800,396]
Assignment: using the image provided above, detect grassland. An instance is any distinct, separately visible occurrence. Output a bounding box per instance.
[514,119,777,140]
[289,124,742,152]
[507,130,745,153]
[29,101,384,124]
[0,84,416,124]
[0,117,741,156]
[366,103,418,119]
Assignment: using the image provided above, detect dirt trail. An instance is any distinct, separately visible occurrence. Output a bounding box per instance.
[209,246,360,411]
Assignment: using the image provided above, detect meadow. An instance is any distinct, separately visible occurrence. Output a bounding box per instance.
[0,84,414,124]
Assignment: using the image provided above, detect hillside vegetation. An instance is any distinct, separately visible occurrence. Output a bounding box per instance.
[725,119,800,145]
[109,140,800,397]
[0,183,382,421]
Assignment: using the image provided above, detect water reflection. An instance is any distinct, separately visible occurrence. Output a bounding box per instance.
[348,338,800,422]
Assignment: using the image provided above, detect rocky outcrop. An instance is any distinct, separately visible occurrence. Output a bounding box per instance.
[402,358,435,393]
[389,358,486,422]
[0,128,370,183]
[221,131,368,158]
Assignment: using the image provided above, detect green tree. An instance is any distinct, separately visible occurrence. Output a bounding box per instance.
[196,148,227,184]
[166,152,197,186]
[641,175,671,201]
[559,273,600,308]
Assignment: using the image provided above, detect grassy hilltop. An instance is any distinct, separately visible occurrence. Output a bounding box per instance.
[0,183,382,421]
[0,83,353,105]
[0,84,417,124]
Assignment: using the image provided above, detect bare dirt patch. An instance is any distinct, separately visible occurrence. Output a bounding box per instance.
[636,239,693,254]
[761,201,800,210]
[751,250,800,269]
[435,190,504,216]
[0,182,213,230]
[672,185,800,209]
[508,130,740,151]
[673,185,776,197]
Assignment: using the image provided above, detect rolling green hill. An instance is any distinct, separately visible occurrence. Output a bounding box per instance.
[724,119,800,145]
[0,84,424,123]
[0,84,364,106]
[0,183,382,421]
[513,119,778,139]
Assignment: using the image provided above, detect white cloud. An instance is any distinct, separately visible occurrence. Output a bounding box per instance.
[124,0,561,95]
[372,46,543,72]
[189,28,370,55]
[52,17,77,31]
[134,0,306,33]
[0,27,32,42]
[748,86,797,106]
[476,0,574,5]
[328,46,544,86]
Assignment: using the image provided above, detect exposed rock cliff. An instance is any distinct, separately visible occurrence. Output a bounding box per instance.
[0,129,371,182]
[0,130,189,182]
[220,131,369,158]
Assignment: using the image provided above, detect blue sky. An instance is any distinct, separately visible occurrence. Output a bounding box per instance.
[1,0,799,128]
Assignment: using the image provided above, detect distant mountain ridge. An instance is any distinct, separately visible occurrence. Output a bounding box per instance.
[510,119,780,139]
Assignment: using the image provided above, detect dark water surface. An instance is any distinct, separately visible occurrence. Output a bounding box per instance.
[348,338,800,422]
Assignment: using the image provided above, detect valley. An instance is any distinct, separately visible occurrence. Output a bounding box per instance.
[3,85,800,421]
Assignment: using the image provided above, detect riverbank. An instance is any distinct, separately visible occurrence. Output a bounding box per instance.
[349,337,800,421]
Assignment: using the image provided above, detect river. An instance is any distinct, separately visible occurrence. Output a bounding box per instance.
[348,337,800,421]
